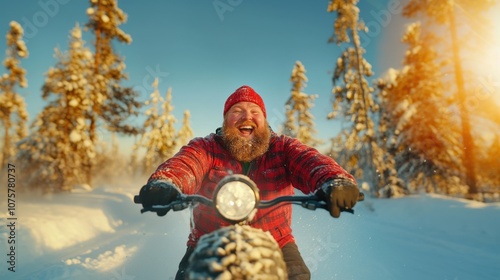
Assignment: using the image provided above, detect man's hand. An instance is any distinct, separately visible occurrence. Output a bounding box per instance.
[320,178,360,218]
[139,181,181,216]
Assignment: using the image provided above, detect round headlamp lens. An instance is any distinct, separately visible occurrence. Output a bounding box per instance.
[216,180,256,222]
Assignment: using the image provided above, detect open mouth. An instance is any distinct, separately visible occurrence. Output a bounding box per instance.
[238,125,254,137]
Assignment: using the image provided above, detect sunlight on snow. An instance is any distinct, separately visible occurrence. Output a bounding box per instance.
[21,205,116,251]
[65,244,138,272]
[427,193,499,209]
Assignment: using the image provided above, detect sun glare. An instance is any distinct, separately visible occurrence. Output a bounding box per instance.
[476,4,500,104]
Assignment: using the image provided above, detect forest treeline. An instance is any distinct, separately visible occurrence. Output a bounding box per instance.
[1,0,499,201]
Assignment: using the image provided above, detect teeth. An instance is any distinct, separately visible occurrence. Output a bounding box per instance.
[240,126,253,129]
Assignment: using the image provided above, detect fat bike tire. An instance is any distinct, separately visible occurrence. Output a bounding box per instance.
[185,224,287,280]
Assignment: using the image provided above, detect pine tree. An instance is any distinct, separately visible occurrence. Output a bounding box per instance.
[135,79,178,173]
[327,0,380,191]
[85,1,140,146]
[379,23,465,195]
[283,61,321,146]
[0,21,29,168]
[17,24,95,192]
[371,77,405,198]
[403,0,496,194]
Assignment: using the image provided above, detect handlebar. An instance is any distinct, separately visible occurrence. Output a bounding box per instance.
[134,192,364,214]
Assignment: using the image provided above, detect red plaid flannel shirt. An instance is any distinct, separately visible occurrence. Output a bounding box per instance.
[148,130,355,248]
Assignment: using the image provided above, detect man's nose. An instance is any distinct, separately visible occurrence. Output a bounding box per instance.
[241,110,252,120]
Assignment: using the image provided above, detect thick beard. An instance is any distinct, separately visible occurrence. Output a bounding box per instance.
[222,120,271,162]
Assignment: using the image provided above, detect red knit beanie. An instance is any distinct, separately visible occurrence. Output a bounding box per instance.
[223,85,266,117]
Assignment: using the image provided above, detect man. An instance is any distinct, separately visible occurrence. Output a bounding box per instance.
[139,85,360,279]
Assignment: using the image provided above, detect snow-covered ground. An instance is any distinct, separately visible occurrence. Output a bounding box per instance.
[1,182,499,280]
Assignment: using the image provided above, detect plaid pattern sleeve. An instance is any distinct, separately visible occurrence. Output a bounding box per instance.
[147,135,215,194]
[280,135,356,193]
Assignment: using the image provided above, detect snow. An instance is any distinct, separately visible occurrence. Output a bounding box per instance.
[1,184,499,280]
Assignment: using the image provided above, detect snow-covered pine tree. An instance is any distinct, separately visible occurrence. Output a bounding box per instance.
[84,0,141,183]
[0,21,28,168]
[380,23,466,195]
[470,96,500,196]
[283,61,321,147]
[135,79,178,174]
[326,0,381,192]
[403,0,497,195]
[17,24,95,192]
[371,76,405,198]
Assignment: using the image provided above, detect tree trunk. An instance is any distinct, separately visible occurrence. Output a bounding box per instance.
[1,122,10,168]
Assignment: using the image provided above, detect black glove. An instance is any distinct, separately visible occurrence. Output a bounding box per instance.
[139,181,181,216]
[318,178,360,218]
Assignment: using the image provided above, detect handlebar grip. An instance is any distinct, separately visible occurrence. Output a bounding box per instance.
[134,195,141,204]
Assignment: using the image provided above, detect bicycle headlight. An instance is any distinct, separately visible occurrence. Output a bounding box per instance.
[214,174,259,223]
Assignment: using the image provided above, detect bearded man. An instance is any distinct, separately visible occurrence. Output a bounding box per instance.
[138,85,360,280]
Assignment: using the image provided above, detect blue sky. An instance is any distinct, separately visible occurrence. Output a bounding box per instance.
[1,0,479,147]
